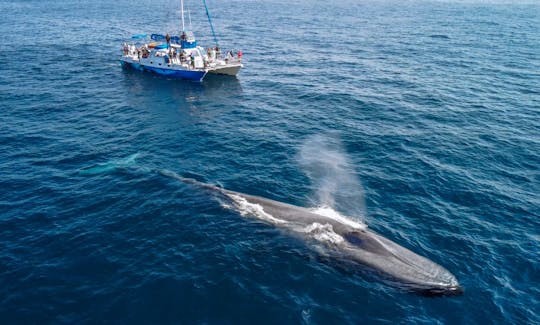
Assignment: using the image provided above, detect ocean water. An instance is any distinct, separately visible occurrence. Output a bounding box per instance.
[1,0,539,323]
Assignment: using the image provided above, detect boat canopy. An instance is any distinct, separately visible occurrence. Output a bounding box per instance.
[151,33,197,48]
[151,33,166,41]
[131,34,148,39]
[151,34,181,44]
[181,40,197,49]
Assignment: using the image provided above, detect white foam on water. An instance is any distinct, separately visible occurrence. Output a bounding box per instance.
[218,199,235,210]
[225,193,287,225]
[310,205,367,230]
[223,195,346,246]
[222,194,365,246]
[299,222,345,245]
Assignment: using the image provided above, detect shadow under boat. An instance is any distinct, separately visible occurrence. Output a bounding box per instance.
[120,65,243,97]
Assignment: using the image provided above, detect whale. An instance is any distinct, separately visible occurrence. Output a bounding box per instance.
[78,152,462,296]
[159,171,463,296]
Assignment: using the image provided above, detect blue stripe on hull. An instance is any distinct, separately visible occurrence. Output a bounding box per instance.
[121,60,206,81]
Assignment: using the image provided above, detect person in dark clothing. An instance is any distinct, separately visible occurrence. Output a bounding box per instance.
[190,53,195,68]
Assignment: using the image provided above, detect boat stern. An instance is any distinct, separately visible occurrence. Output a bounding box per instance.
[207,63,243,76]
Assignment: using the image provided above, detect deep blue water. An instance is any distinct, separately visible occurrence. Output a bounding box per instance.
[1,0,539,323]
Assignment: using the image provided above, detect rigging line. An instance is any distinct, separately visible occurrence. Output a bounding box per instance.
[202,0,219,48]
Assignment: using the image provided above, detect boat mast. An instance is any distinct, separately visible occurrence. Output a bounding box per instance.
[202,0,219,48]
[181,0,185,31]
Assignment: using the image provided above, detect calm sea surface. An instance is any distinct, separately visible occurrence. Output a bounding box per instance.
[1,0,539,323]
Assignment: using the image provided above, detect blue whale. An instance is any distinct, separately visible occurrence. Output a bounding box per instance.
[162,172,463,296]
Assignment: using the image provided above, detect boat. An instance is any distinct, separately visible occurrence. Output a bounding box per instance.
[120,0,243,82]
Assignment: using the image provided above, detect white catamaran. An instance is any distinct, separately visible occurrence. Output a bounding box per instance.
[120,0,243,82]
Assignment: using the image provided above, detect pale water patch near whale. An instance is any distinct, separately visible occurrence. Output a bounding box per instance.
[78,153,141,175]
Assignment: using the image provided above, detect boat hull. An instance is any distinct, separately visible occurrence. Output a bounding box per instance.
[207,63,242,76]
[121,59,207,82]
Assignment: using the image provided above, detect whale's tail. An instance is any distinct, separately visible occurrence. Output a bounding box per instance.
[77,154,215,190]
[156,169,222,192]
[78,153,141,175]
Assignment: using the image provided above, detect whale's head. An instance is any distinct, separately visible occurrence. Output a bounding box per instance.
[342,230,463,296]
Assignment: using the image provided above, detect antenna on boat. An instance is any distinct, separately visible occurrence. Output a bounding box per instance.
[202,0,219,48]
[180,0,185,31]
[188,9,192,30]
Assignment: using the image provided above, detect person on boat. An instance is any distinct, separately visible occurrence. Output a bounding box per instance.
[190,53,195,69]
[208,47,216,61]
[226,50,233,63]
[165,33,171,46]
[215,46,220,58]
[181,32,187,41]
[170,48,176,63]
[141,45,150,58]
[122,42,128,56]
[237,50,243,62]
